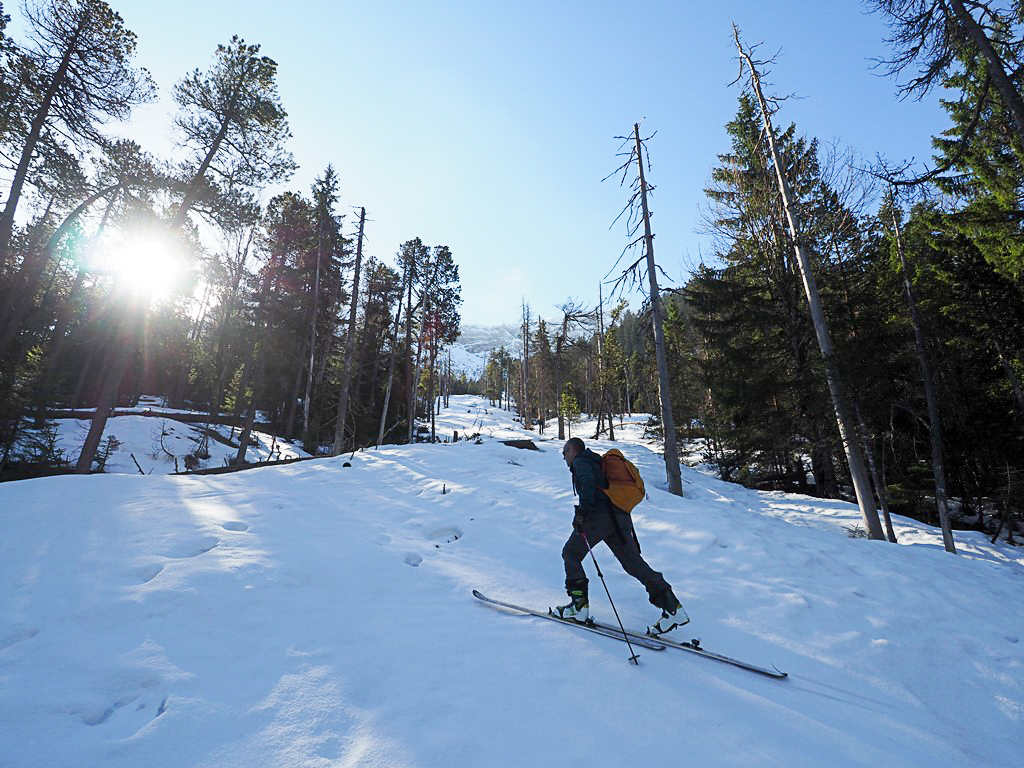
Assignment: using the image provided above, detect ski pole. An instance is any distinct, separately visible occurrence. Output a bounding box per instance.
[581,531,640,665]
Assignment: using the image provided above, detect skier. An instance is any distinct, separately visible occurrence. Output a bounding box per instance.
[552,437,690,635]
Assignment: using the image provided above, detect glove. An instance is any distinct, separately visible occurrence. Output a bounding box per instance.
[572,506,585,533]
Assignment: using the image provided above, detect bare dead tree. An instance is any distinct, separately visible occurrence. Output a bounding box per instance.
[603,123,683,496]
[733,26,885,540]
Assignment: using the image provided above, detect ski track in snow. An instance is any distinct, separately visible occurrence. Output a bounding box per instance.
[1,394,1022,767]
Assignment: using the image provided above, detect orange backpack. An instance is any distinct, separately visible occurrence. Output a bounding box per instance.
[600,449,647,513]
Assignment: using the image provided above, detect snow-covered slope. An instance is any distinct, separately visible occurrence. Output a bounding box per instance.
[455,323,522,357]
[447,322,525,378]
[1,395,1022,767]
[443,341,489,379]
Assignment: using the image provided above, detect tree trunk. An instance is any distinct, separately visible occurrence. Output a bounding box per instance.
[445,351,452,409]
[235,249,284,464]
[521,300,531,427]
[890,199,956,553]
[379,260,409,445]
[856,405,899,543]
[624,362,632,416]
[75,296,144,472]
[735,30,884,539]
[428,340,438,442]
[302,229,323,446]
[634,123,683,496]
[596,282,615,441]
[555,324,566,441]
[334,207,365,454]
[285,345,305,439]
[404,265,416,443]
[993,337,1024,417]
[410,318,426,442]
[172,118,232,229]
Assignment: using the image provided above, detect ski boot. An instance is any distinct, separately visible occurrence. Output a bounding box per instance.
[648,588,690,635]
[551,579,590,623]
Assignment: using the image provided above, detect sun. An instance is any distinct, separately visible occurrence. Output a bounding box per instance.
[102,229,187,300]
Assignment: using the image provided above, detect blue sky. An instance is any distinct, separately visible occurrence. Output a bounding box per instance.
[16,1,951,326]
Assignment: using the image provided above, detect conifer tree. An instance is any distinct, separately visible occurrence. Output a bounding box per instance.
[333,206,365,454]
[868,0,1024,162]
[531,320,554,434]
[0,0,155,273]
[171,36,295,229]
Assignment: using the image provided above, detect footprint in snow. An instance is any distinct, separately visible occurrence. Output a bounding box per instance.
[428,526,463,546]
[78,686,169,734]
[221,521,248,532]
[164,536,220,559]
[404,553,423,567]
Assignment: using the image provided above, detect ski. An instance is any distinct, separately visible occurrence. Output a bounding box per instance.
[472,590,785,677]
[588,618,788,679]
[472,590,666,651]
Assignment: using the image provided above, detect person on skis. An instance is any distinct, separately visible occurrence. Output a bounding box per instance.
[552,437,690,635]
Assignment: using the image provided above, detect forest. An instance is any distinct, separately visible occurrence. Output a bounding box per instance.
[1,1,1022,550]
[0,0,465,476]
[483,3,1024,550]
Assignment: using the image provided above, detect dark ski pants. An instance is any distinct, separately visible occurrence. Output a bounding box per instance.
[562,507,673,607]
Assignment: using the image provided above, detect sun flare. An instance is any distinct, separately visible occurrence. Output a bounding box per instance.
[102,230,186,299]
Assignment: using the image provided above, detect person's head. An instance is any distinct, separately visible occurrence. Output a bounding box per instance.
[562,437,585,467]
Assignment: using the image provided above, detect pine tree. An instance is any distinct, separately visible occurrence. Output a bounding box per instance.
[531,320,554,434]
[695,93,833,489]
[422,245,461,442]
[0,0,155,273]
[171,36,295,229]
[560,382,581,438]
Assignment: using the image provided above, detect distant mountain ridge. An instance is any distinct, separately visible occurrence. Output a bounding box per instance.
[455,323,523,356]
[448,318,582,378]
[441,323,523,379]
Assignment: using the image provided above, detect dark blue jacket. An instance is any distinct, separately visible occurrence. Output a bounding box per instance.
[570,448,611,518]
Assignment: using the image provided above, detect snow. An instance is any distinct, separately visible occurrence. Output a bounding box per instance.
[2,394,1022,767]
[443,342,489,379]
[21,398,310,474]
